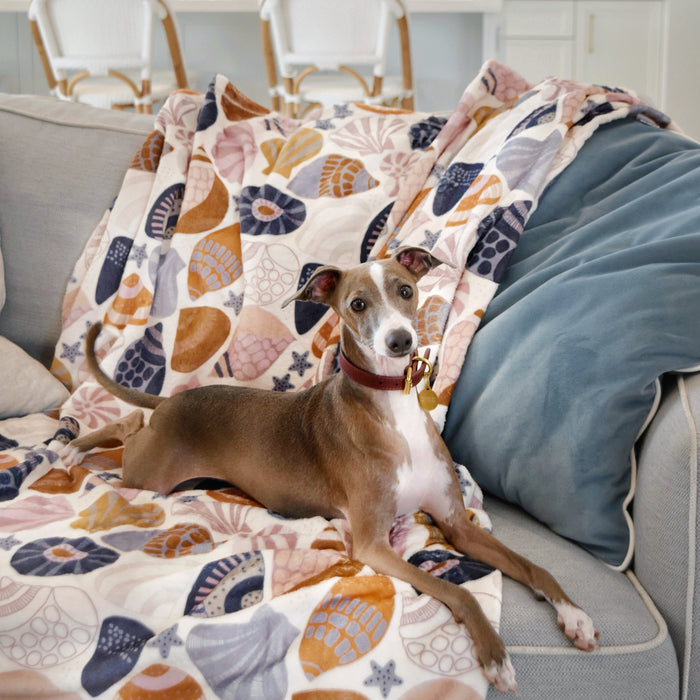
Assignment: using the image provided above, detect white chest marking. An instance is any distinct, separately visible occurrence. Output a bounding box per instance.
[388,392,450,516]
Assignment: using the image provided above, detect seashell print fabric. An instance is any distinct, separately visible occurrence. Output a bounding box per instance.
[0,61,667,698]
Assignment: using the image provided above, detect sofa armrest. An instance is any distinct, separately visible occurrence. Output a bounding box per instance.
[635,371,700,700]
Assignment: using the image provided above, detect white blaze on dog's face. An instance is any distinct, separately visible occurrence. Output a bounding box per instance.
[364,261,418,358]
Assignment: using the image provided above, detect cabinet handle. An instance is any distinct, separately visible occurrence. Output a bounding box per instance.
[588,14,595,54]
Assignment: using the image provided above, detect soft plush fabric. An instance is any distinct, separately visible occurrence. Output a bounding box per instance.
[0,336,69,418]
[443,118,700,568]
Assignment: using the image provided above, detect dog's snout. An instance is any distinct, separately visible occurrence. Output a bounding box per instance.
[386,329,413,357]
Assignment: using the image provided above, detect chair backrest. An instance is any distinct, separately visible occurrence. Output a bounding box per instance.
[29,0,188,112]
[260,0,413,115]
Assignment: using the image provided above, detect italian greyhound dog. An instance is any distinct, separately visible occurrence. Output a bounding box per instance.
[69,246,598,693]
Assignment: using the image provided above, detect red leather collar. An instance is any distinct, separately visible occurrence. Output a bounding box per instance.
[338,351,429,391]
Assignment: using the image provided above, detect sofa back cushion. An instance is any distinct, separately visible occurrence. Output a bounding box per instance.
[0,94,153,366]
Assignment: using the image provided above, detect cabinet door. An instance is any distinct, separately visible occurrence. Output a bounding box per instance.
[575,1,664,105]
[504,39,574,82]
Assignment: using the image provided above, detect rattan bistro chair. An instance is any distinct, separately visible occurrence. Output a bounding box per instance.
[259,0,414,117]
[29,0,189,113]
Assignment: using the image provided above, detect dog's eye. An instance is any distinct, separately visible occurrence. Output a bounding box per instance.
[399,285,413,299]
[350,298,366,312]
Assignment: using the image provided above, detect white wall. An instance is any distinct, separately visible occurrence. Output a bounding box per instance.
[663,0,700,138]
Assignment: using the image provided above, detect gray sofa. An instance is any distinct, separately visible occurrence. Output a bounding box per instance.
[0,92,697,700]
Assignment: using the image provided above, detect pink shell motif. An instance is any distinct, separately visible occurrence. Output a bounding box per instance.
[0,576,98,669]
[399,593,478,676]
[212,306,294,382]
[0,495,73,532]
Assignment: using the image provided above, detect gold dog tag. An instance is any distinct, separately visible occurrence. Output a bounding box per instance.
[418,379,439,411]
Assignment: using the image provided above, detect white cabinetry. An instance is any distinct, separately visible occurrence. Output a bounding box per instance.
[502,0,665,106]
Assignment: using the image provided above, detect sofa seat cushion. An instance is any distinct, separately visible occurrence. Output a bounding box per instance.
[485,496,679,699]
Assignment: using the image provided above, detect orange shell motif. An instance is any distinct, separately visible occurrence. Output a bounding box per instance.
[71,491,165,533]
[142,523,215,559]
[115,664,205,700]
[171,306,231,374]
[416,296,450,346]
[176,155,230,234]
[130,130,165,172]
[262,128,324,178]
[446,174,502,228]
[299,575,395,679]
[104,273,153,329]
[187,225,243,300]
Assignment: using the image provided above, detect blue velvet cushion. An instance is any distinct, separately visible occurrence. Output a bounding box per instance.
[443,118,700,567]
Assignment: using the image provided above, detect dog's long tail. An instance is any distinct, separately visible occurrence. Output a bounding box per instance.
[84,322,165,410]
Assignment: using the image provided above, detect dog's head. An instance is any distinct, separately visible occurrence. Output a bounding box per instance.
[283,247,446,359]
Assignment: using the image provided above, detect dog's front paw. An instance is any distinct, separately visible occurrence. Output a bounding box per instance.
[57,443,86,467]
[483,654,518,694]
[556,602,600,651]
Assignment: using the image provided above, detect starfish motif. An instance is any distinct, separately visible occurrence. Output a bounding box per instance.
[129,243,148,268]
[0,534,21,551]
[223,290,244,315]
[60,340,83,364]
[364,660,403,698]
[315,118,334,130]
[147,624,184,658]
[420,229,441,250]
[333,103,353,119]
[289,350,313,377]
[272,374,295,392]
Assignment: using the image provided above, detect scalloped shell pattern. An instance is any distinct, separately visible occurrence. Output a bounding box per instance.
[416,296,451,347]
[288,155,379,199]
[299,576,394,680]
[188,225,243,300]
[0,576,98,670]
[262,128,323,178]
[399,593,478,676]
[71,491,165,533]
[212,306,294,381]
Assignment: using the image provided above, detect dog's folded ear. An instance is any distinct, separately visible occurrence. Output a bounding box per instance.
[281,266,342,308]
[393,246,453,279]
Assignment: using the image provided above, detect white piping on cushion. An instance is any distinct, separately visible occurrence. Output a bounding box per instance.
[505,570,669,656]
[615,377,664,572]
[677,374,698,700]
[618,365,700,573]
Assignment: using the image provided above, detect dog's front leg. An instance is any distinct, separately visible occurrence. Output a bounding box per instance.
[63,410,145,464]
[436,506,600,652]
[348,510,518,694]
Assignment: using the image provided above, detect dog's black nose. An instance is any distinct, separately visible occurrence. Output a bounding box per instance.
[386,329,413,356]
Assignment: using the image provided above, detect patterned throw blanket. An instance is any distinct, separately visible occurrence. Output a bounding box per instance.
[0,62,661,699]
